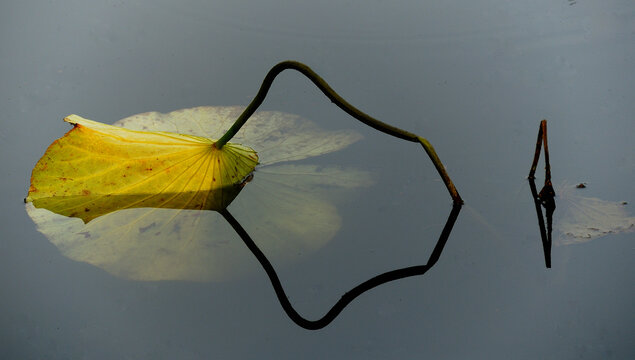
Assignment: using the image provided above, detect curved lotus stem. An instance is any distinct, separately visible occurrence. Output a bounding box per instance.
[216,60,462,204]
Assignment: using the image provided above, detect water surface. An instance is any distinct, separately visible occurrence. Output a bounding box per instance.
[1,1,633,359]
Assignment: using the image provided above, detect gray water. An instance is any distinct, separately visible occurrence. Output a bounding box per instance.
[2,1,634,359]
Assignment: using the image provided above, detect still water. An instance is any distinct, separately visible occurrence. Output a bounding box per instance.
[1,0,633,359]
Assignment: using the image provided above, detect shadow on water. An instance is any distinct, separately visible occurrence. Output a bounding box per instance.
[221,203,462,330]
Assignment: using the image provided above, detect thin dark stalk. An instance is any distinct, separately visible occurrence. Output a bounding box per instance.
[542,120,551,183]
[220,203,462,330]
[529,119,552,182]
[215,61,462,204]
[528,120,545,179]
[527,119,555,268]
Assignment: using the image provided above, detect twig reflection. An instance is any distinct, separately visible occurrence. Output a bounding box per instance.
[528,120,556,268]
[220,203,462,330]
[528,177,555,268]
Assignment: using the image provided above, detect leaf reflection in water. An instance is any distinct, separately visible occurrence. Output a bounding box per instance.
[555,182,634,245]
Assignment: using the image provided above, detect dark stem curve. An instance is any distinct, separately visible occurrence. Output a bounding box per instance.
[215,60,462,204]
[220,203,462,330]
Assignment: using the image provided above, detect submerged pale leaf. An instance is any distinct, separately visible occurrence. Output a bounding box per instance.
[26,114,258,222]
[26,107,370,281]
[555,182,634,245]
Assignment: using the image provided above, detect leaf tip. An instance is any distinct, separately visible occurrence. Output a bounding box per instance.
[63,114,82,125]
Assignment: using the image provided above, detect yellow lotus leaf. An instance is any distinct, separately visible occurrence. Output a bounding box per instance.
[25,107,371,281]
[26,114,258,222]
[114,106,361,166]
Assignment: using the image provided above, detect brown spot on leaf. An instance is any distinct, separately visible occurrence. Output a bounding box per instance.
[82,189,91,196]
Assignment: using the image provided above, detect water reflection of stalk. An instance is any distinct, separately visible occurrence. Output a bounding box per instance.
[528,120,556,268]
[220,203,462,330]
[528,177,553,268]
